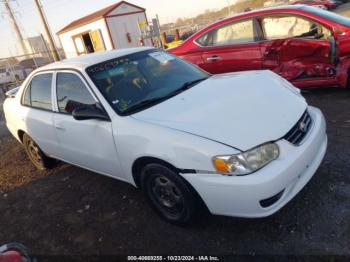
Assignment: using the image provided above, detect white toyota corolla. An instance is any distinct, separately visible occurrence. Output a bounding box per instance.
[3,47,327,225]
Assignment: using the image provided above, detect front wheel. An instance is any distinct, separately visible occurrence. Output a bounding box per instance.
[23,133,55,170]
[141,163,201,226]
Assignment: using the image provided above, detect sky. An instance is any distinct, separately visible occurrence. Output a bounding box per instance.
[0,0,236,58]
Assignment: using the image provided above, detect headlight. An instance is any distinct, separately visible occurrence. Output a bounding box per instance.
[212,143,279,176]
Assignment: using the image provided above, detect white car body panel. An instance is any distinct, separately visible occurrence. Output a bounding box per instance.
[2,47,327,218]
[184,106,327,217]
[133,70,307,151]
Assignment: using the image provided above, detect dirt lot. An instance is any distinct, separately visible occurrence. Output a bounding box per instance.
[0,88,349,258]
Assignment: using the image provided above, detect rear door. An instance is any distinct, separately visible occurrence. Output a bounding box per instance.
[52,71,123,178]
[258,14,336,83]
[196,18,263,74]
[20,72,57,156]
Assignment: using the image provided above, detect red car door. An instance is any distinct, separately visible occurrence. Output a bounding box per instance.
[259,15,336,86]
[196,18,263,74]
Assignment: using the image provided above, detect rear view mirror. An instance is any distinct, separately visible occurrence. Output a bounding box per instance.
[72,103,110,121]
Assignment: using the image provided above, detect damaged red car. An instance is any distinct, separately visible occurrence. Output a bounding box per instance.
[293,1,338,10]
[170,5,350,89]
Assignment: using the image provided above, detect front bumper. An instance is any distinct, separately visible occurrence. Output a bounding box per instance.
[182,106,327,218]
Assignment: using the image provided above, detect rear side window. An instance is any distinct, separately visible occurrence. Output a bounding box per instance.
[213,19,255,46]
[196,19,255,47]
[23,73,53,110]
[56,72,96,114]
[196,33,213,47]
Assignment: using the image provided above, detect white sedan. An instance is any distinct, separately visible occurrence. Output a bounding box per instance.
[3,47,327,225]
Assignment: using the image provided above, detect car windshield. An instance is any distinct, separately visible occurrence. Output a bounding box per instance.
[86,49,209,115]
[302,6,350,27]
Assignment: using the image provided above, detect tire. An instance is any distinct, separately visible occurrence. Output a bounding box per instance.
[23,133,55,170]
[141,163,201,226]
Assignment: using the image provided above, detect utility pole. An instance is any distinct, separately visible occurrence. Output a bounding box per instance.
[33,0,60,61]
[155,14,163,49]
[3,0,30,56]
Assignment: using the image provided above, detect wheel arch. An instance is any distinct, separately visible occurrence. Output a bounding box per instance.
[17,129,25,143]
[131,156,209,213]
[334,56,350,88]
[132,157,179,188]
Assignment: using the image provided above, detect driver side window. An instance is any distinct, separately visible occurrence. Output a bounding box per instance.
[262,15,332,40]
[56,72,96,114]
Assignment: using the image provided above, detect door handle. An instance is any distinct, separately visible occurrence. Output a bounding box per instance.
[206,55,222,61]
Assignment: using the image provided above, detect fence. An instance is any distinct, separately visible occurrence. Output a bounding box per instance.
[0,51,64,99]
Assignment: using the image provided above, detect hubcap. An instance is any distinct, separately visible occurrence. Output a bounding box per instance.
[151,176,184,213]
[27,140,42,164]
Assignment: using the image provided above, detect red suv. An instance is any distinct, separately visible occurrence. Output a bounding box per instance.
[170,5,350,89]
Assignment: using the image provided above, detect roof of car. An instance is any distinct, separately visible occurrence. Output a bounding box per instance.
[223,4,305,21]
[246,4,304,13]
[37,47,155,72]
[185,4,309,42]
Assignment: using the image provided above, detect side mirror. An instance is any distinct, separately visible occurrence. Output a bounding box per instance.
[72,103,110,121]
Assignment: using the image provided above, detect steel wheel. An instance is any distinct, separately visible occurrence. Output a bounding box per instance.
[26,139,42,166]
[141,163,203,225]
[23,133,55,170]
[151,175,184,214]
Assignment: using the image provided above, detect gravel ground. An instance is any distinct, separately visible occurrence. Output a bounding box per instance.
[0,88,349,258]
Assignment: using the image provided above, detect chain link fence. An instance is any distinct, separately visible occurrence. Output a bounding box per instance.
[0,51,63,100]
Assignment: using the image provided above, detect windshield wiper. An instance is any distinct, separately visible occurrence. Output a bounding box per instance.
[121,97,167,115]
[122,77,208,115]
[172,77,208,95]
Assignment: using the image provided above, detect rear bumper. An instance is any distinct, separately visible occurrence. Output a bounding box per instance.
[182,106,327,218]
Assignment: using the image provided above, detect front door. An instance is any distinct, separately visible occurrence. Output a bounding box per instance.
[259,14,335,84]
[52,71,123,178]
[197,18,263,74]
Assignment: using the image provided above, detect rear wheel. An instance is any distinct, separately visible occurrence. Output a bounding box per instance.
[23,133,55,170]
[141,163,201,226]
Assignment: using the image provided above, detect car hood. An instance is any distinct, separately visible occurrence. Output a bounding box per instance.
[132,71,307,151]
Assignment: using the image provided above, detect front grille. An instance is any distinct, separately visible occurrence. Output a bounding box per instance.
[284,110,312,146]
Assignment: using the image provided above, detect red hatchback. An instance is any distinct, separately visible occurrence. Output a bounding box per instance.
[170,5,350,89]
